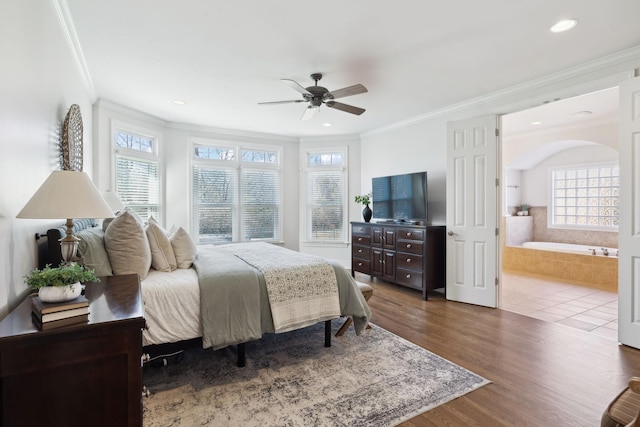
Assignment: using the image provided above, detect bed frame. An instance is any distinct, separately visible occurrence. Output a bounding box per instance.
[39,221,333,367]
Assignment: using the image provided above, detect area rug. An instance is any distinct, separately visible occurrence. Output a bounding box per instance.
[142,322,490,426]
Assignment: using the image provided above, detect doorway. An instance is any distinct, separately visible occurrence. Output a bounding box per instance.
[499,87,620,338]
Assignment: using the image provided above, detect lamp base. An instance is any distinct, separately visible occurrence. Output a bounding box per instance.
[59,218,80,265]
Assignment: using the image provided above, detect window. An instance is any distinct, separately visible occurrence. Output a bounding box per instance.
[113,128,160,222]
[550,163,619,229]
[192,142,281,244]
[303,149,347,242]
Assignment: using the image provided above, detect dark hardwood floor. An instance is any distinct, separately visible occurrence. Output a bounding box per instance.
[357,273,640,426]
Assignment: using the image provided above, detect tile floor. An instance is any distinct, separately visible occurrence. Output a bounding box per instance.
[501,271,618,340]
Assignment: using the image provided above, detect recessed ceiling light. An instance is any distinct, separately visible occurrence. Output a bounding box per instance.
[172,100,185,105]
[550,19,578,33]
[573,110,592,117]
[531,121,542,126]
[322,123,332,127]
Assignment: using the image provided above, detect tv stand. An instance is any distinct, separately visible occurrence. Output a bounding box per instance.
[351,222,446,300]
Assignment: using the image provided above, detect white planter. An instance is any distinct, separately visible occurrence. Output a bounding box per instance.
[38,282,82,303]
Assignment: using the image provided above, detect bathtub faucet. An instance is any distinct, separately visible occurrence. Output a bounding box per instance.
[601,247,609,256]
[589,248,596,255]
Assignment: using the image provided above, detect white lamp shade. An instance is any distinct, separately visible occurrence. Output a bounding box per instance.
[102,189,125,212]
[17,170,115,219]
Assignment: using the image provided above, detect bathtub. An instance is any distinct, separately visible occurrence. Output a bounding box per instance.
[521,241,618,258]
[502,241,619,291]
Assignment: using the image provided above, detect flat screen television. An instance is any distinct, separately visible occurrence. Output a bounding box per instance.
[372,172,427,222]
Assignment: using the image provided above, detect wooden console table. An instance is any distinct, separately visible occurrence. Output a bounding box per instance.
[0,274,145,427]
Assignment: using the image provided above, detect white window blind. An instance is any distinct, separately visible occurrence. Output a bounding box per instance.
[193,166,237,243]
[192,142,281,244]
[241,168,280,241]
[306,169,345,241]
[113,126,160,222]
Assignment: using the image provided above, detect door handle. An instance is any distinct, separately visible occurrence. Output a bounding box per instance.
[447,231,456,236]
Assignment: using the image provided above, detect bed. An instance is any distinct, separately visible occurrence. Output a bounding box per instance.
[41,212,371,367]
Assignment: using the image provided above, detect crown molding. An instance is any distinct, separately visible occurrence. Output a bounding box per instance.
[51,0,97,102]
[165,121,300,144]
[363,46,640,138]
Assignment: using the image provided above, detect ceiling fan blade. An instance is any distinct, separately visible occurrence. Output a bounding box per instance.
[258,100,306,105]
[282,79,312,96]
[325,84,368,100]
[301,106,318,120]
[325,101,365,115]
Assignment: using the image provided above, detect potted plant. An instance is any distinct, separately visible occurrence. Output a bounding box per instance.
[520,203,530,216]
[355,193,372,222]
[25,262,99,303]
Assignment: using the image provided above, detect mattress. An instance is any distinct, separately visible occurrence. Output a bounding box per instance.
[141,267,201,346]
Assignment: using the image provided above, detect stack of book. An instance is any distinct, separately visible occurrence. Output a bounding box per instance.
[31,295,90,330]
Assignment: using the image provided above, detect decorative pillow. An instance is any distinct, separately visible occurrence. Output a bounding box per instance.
[104,208,152,280]
[76,227,113,277]
[169,226,197,269]
[102,217,114,232]
[146,217,177,272]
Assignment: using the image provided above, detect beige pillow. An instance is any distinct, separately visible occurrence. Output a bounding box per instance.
[146,217,177,272]
[169,226,197,269]
[104,208,152,280]
[76,227,113,277]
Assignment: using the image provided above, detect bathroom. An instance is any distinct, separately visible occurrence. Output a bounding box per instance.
[501,87,619,293]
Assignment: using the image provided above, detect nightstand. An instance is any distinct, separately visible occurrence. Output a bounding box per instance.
[0,274,145,427]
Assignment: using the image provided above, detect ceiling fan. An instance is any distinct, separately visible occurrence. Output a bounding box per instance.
[258,73,367,120]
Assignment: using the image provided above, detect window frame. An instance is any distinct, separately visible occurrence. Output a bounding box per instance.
[300,146,349,245]
[547,161,619,232]
[110,121,162,223]
[190,138,283,244]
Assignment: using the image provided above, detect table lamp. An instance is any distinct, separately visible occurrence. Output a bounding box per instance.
[102,190,125,214]
[17,170,115,264]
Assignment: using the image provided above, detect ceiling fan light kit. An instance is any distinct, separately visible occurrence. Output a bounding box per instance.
[259,73,367,120]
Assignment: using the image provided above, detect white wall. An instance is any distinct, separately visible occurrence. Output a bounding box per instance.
[522,145,619,206]
[93,102,303,252]
[0,0,94,315]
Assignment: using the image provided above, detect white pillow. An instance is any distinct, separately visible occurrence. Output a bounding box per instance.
[146,217,177,272]
[104,208,152,280]
[76,227,113,277]
[169,226,197,269]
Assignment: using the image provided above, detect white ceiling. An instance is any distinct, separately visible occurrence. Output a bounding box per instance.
[64,0,640,137]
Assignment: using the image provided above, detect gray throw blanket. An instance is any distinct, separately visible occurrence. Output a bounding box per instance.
[194,243,372,350]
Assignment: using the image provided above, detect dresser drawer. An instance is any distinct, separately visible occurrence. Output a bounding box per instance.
[397,240,424,255]
[352,258,371,275]
[396,253,424,271]
[397,228,424,240]
[395,268,423,290]
[352,245,370,260]
[352,225,371,236]
[352,235,371,246]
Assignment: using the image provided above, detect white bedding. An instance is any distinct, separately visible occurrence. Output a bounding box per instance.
[141,268,201,346]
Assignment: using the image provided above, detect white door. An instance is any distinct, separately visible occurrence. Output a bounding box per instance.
[446,115,499,307]
[618,76,640,349]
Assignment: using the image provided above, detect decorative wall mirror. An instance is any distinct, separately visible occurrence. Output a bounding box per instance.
[61,104,83,171]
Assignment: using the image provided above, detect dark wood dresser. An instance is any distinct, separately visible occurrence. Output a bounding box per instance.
[351,222,446,300]
[0,274,144,427]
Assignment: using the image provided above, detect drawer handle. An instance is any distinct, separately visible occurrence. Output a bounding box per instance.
[407,232,412,237]
[358,237,362,241]
[406,274,411,279]
[406,244,411,248]
[358,249,363,253]
[406,258,411,262]
[358,262,363,266]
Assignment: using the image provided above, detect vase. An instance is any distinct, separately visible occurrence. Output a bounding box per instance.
[38,282,82,303]
[362,205,372,222]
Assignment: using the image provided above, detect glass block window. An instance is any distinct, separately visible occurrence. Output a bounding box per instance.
[550,164,619,229]
[192,142,281,244]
